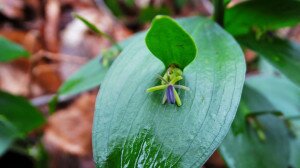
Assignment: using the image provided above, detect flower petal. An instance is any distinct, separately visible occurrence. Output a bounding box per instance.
[166,85,175,104]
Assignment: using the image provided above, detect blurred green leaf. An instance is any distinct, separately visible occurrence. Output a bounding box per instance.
[93,16,245,167]
[258,74,300,167]
[73,13,119,48]
[57,33,142,98]
[222,75,300,168]
[258,58,280,76]
[225,0,300,35]
[49,33,144,112]
[0,116,18,156]
[290,120,300,168]
[231,85,275,135]
[138,6,170,23]
[247,75,300,166]
[73,13,105,36]
[124,0,135,7]
[0,91,45,135]
[145,15,197,69]
[58,57,108,97]
[237,34,300,87]
[175,0,188,7]
[245,75,300,117]
[224,0,231,6]
[231,101,248,135]
[104,0,123,17]
[220,114,290,168]
[0,36,29,62]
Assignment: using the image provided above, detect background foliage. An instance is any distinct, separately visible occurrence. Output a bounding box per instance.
[0,0,300,168]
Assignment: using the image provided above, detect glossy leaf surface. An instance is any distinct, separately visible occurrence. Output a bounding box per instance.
[93,17,245,167]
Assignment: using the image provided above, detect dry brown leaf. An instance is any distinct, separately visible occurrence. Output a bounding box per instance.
[32,63,62,93]
[44,93,96,156]
[0,0,24,19]
[0,29,42,53]
[0,30,43,96]
[0,61,30,96]
[44,0,61,52]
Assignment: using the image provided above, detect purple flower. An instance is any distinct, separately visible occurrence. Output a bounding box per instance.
[166,85,175,104]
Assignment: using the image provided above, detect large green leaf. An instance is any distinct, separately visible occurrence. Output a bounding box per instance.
[225,0,300,35]
[145,16,197,69]
[0,36,29,62]
[237,34,300,87]
[0,116,18,156]
[93,17,245,167]
[220,115,290,168]
[0,91,45,135]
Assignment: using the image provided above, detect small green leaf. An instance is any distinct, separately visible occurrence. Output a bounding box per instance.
[0,91,45,135]
[145,15,197,69]
[0,116,18,156]
[93,17,245,167]
[237,34,300,87]
[0,36,29,62]
[225,0,300,35]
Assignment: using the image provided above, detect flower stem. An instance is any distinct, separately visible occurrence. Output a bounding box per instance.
[213,0,225,27]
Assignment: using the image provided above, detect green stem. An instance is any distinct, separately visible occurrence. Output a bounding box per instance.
[213,0,225,27]
[248,117,266,141]
[102,33,122,51]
